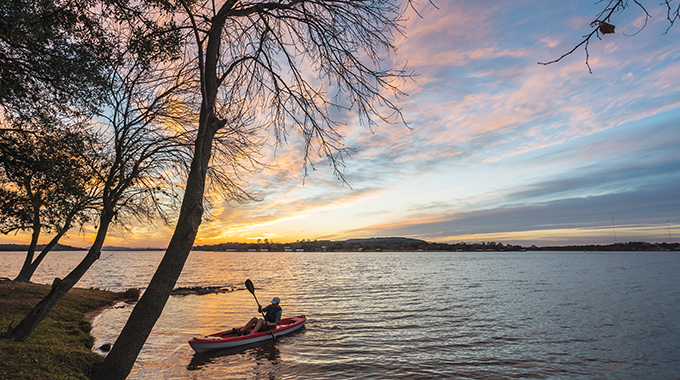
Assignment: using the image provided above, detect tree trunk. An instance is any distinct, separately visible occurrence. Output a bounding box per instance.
[5,212,113,341]
[14,204,41,282]
[13,213,73,282]
[15,228,69,283]
[92,123,217,380]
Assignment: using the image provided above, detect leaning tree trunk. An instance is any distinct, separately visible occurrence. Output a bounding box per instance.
[13,215,73,282]
[5,212,113,341]
[91,122,217,380]
[14,206,42,282]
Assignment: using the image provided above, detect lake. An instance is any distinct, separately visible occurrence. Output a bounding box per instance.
[1,250,679,379]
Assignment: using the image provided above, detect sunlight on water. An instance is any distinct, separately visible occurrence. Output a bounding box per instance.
[2,250,679,379]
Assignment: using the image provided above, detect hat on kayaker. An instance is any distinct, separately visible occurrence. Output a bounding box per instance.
[271,297,280,304]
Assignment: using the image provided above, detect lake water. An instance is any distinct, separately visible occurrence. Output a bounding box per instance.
[2,250,679,379]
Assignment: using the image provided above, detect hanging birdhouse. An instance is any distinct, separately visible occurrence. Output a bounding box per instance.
[597,20,615,34]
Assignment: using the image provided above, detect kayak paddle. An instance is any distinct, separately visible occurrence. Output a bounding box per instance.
[245,279,277,342]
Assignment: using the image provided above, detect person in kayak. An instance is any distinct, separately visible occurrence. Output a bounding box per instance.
[236,297,282,335]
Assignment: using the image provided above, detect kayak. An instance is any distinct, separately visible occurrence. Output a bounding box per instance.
[188,315,306,353]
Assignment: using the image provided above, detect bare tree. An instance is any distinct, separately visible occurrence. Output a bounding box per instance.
[93,1,415,378]
[539,0,680,72]
[4,46,193,341]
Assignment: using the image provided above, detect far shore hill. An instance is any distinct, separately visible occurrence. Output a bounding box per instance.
[2,238,679,252]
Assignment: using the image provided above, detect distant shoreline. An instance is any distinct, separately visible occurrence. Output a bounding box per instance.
[0,243,165,252]
[193,238,680,252]
[2,238,678,252]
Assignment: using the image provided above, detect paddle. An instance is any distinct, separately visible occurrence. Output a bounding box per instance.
[245,279,277,342]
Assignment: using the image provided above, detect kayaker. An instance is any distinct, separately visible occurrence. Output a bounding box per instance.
[237,297,282,335]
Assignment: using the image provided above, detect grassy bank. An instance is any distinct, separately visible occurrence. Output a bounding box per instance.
[0,280,137,380]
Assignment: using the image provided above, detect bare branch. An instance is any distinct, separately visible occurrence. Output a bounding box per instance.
[537,0,669,72]
[663,0,680,33]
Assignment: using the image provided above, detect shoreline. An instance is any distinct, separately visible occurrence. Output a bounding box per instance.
[83,299,134,326]
[0,280,137,380]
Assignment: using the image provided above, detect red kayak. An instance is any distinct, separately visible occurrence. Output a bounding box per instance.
[188,315,306,353]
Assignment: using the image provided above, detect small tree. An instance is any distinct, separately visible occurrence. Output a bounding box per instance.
[0,120,99,282]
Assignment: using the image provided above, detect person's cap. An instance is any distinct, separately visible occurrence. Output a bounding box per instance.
[271,297,280,304]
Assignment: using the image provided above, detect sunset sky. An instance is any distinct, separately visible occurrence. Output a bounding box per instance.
[2,1,679,249]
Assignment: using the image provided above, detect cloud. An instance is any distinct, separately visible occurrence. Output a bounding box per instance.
[349,179,679,244]
[334,109,680,244]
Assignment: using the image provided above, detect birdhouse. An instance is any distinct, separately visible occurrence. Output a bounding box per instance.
[598,20,615,34]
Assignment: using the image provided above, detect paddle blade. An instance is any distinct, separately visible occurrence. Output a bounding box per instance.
[245,279,255,294]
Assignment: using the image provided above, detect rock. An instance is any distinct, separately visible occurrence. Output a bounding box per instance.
[170,286,236,296]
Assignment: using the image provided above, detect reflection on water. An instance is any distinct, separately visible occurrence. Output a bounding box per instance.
[2,250,680,379]
[187,339,282,370]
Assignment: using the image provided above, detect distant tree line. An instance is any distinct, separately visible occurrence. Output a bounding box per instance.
[3,239,676,253]
[193,238,680,252]
[529,241,679,252]
[195,238,531,252]
[0,243,82,252]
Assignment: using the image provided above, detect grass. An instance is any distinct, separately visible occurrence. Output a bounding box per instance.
[0,280,137,380]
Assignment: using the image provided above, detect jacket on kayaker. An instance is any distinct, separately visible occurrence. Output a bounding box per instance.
[262,304,282,324]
